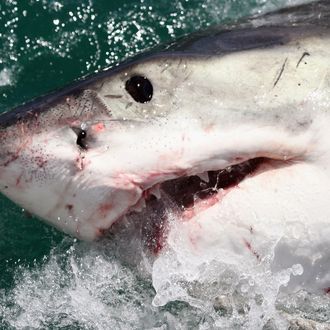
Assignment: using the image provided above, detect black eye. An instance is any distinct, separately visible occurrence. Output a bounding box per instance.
[77,129,88,150]
[125,75,153,103]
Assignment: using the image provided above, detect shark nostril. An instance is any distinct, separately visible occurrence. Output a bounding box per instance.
[76,129,88,150]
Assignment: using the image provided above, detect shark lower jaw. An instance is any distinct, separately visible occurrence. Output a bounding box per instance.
[113,156,287,253]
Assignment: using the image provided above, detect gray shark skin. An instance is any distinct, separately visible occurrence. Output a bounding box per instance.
[1,1,330,304]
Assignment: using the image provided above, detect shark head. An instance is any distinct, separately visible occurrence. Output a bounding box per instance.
[0,2,330,263]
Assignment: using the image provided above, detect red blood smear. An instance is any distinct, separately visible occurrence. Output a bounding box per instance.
[324,287,330,294]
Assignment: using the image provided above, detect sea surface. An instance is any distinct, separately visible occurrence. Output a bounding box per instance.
[0,0,320,329]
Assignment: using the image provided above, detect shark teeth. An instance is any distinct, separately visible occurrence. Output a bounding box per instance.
[149,184,161,199]
[196,172,210,182]
[131,198,146,213]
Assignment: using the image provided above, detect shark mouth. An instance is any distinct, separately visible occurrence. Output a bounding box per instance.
[161,157,264,215]
[124,157,267,254]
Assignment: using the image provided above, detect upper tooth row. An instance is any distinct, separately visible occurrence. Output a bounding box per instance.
[196,172,209,183]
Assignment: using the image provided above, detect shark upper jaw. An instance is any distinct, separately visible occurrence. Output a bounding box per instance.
[0,113,312,242]
[83,118,312,243]
[0,115,310,243]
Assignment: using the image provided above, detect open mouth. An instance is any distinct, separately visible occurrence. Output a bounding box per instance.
[127,157,267,254]
[160,157,265,213]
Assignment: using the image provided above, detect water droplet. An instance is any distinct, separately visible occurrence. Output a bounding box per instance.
[240,283,249,293]
[292,264,304,276]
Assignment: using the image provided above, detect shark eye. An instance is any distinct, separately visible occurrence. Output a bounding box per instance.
[76,129,88,150]
[125,75,153,103]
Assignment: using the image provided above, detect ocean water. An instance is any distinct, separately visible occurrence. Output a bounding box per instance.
[0,0,326,329]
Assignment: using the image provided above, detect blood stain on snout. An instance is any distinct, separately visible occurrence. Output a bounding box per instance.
[98,202,112,218]
[16,173,24,187]
[75,154,87,171]
[65,204,74,214]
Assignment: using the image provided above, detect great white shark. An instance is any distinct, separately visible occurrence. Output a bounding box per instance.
[1,0,330,298]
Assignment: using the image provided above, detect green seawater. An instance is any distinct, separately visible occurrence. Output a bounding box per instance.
[0,0,314,328]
